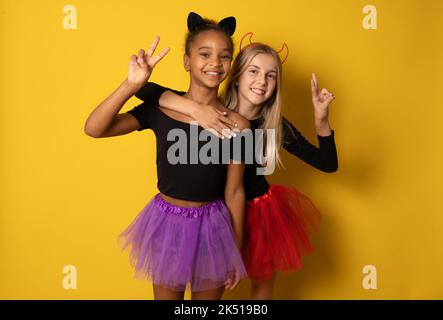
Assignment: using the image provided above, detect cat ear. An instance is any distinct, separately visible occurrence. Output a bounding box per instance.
[217,16,236,36]
[187,12,206,32]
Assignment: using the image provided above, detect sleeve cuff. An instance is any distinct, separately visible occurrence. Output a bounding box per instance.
[317,129,335,140]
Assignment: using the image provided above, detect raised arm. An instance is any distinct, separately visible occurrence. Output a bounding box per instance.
[135,82,238,138]
[283,118,338,172]
[84,37,169,138]
[283,72,338,172]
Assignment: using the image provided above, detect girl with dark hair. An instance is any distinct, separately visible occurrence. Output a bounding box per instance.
[84,12,249,300]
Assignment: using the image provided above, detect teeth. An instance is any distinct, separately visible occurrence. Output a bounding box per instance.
[251,88,265,95]
[205,71,221,75]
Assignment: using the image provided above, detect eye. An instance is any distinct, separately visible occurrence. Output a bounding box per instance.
[268,73,277,79]
[221,55,232,60]
[248,69,257,74]
[199,53,209,58]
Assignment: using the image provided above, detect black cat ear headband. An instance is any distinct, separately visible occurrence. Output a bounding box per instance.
[187,12,236,36]
[186,12,288,63]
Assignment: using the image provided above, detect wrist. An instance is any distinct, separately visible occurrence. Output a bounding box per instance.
[315,116,329,126]
[316,124,332,137]
[122,79,143,94]
[235,235,242,250]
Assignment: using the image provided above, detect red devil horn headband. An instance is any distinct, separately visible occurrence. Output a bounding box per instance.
[239,32,289,64]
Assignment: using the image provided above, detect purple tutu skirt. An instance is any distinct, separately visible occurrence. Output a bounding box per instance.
[117,193,247,292]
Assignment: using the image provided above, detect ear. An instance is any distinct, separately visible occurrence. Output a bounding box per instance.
[183,54,190,72]
[187,12,205,32]
[217,16,236,36]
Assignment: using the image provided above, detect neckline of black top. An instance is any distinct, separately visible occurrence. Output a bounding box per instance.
[250,117,264,128]
[156,106,202,128]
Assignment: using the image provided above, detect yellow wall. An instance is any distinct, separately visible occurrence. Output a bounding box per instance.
[1,0,442,299]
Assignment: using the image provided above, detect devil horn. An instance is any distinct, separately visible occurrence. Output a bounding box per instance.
[276,43,289,64]
[240,32,254,51]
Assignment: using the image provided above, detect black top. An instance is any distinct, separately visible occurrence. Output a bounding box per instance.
[135,82,338,201]
[243,117,338,200]
[127,87,237,202]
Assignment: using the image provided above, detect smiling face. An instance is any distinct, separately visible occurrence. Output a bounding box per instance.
[184,30,233,89]
[237,53,278,108]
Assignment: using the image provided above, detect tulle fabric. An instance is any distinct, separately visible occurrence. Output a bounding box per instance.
[243,184,322,281]
[117,193,247,292]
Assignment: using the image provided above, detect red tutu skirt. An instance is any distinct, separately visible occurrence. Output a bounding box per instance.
[242,184,322,281]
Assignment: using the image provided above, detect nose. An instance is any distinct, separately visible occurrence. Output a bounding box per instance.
[256,74,267,86]
[209,56,222,67]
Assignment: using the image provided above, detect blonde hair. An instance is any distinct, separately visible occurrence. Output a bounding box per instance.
[222,43,284,169]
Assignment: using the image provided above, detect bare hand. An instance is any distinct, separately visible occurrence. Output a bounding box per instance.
[224,269,242,290]
[311,72,335,121]
[127,36,170,87]
[191,106,238,139]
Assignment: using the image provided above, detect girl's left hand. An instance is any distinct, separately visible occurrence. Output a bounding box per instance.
[311,73,335,121]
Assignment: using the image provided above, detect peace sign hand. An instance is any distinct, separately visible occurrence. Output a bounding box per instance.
[311,72,335,121]
[127,36,170,87]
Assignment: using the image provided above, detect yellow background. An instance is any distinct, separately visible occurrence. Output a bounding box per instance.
[1,0,442,299]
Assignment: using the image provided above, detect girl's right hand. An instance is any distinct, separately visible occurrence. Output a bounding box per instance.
[127,36,170,88]
[224,269,242,290]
